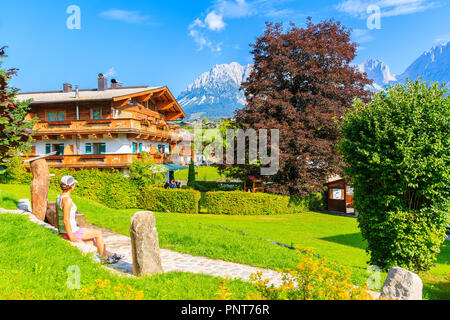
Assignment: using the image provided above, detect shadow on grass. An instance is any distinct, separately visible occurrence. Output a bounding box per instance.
[320,232,367,250]
[0,196,19,209]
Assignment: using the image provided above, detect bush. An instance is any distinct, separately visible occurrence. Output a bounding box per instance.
[203,191,323,215]
[139,186,201,213]
[0,150,32,184]
[50,169,139,209]
[217,246,373,300]
[339,80,450,271]
[290,192,325,212]
[193,181,242,192]
[129,152,167,189]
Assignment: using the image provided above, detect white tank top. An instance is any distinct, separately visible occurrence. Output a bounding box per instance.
[56,194,79,234]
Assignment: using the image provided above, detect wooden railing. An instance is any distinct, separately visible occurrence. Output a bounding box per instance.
[33,119,182,142]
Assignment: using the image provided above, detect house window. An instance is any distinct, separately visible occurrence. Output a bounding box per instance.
[47,111,65,122]
[93,143,106,155]
[85,143,92,154]
[92,109,101,120]
[46,143,64,155]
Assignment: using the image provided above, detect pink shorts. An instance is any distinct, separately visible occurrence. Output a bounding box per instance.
[60,228,87,240]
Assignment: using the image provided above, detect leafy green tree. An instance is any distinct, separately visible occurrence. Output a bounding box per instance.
[0,46,34,172]
[0,149,32,184]
[187,158,196,187]
[339,79,450,271]
[129,152,167,189]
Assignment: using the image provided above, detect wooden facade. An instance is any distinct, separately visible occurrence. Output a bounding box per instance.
[19,85,187,170]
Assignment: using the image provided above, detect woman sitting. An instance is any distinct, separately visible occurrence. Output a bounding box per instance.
[57,175,122,264]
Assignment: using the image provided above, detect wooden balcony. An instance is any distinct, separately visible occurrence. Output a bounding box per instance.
[22,153,172,169]
[32,119,182,142]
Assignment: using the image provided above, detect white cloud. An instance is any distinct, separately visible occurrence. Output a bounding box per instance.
[213,0,256,18]
[188,29,223,52]
[434,35,450,43]
[188,0,302,52]
[205,11,226,31]
[336,0,439,18]
[352,29,374,43]
[104,67,116,78]
[100,9,151,24]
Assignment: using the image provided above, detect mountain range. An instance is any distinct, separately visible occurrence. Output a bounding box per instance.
[177,41,450,120]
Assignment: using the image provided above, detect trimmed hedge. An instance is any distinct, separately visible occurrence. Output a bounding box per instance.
[49,169,139,209]
[193,181,242,192]
[140,186,201,214]
[202,191,324,215]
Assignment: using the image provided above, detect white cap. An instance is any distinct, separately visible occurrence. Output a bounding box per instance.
[60,176,78,188]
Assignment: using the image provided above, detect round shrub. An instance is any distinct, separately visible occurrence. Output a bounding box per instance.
[339,80,450,271]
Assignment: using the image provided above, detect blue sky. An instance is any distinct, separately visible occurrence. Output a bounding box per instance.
[0,0,449,96]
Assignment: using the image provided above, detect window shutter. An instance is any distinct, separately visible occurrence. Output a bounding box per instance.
[139,143,143,153]
[45,144,51,154]
[59,144,65,155]
[100,143,106,154]
[132,143,137,153]
[85,143,92,154]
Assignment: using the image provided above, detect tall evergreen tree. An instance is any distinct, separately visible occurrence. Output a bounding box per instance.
[187,158,196,187]
[0,46,34,171]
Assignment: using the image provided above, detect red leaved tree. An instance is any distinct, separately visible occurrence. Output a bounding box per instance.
[224,19,372,197]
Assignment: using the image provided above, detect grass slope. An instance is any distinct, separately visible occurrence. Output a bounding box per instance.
[0,213,255,300]
[1,184,448,300]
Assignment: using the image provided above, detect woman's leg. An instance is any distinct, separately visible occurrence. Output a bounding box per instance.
[81,229,106,258]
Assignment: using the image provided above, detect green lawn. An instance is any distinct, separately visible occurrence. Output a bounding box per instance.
[1,184,449,300]
[175,166,226,181]
[0,213,255,300]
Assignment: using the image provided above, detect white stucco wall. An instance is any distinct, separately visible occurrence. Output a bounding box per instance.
[33,134,170,155]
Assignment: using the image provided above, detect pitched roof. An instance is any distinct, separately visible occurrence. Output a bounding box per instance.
[16,86,161,104]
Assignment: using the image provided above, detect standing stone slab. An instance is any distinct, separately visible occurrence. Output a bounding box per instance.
[381,267,423,300]
[130,211,163,276]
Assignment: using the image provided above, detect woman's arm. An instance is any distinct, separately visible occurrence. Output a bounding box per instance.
[62,197,80,242]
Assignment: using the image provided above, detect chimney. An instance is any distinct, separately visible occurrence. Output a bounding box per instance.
[97,73,108,91]
[110,78,122,88]
[63,83,72,93]
[75,85,79,98]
